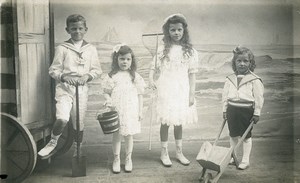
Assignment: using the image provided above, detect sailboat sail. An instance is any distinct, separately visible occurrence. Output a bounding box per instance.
[101,27,120,43]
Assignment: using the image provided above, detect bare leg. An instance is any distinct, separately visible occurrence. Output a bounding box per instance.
[112,131,121,173]
[124,135,133,172]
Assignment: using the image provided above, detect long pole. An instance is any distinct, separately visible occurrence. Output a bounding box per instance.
[141,33,163,151]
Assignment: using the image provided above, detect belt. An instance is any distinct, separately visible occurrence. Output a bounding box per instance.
[228,100,254,108]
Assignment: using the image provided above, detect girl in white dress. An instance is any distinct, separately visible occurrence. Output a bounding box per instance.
[149,14,199,167]
[102,44,145,173]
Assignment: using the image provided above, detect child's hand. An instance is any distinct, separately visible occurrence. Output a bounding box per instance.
[138,113,143,121]
[61,74,78,86]
[149,80,156,90]
[189,95,194,106]
[104,99,113,108]
[250,115,260,124]
[77,74,90,85]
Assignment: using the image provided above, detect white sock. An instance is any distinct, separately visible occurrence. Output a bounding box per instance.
[175,139,182,147]
[230,137,239,157]
[51,133,61,141]
[112,132,121,157]
[242,137,252,163]
[161,141,168,148]
[125,135,133,158]
[230,137,238,148]
[175,139,183,154]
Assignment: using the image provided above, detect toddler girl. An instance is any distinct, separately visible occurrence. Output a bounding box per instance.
[102,44,145,173]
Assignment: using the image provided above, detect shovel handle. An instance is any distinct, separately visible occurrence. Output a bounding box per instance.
[75,85,80,159]
[213,119,227,146]
[142,33,163,36]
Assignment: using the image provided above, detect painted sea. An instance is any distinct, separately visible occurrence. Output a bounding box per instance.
[84,43,300,144]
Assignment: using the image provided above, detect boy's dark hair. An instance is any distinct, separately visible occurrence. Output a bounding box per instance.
[66,14,87,27]
[231,46,256,73]
[109,45,137,82]
[162,14,193,60]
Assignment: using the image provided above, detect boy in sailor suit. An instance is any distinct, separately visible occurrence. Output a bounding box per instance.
[38,14,102,157]
[222,46,264,170]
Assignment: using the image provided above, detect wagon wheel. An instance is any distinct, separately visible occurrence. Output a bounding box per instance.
[39,120,74,159]
[1,113,37,183]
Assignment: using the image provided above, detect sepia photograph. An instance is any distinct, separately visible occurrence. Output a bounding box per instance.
[1,0,299,182]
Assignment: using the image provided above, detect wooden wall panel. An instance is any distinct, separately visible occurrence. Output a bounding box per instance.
[14,0,52,127]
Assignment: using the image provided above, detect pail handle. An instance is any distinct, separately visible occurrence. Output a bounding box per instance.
[96,104,117,119]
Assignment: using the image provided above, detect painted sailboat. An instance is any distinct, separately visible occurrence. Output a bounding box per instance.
[101,27,120,44]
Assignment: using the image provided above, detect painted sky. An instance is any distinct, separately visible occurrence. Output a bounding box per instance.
[52,0,300,45]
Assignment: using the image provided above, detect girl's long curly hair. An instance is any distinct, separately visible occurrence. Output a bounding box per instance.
[231,46,256,73]
[109,45,137,82]
[162,14,193,60]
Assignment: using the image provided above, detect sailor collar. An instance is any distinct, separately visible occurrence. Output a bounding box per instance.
[61,39,91,53]
[226,71,262,88]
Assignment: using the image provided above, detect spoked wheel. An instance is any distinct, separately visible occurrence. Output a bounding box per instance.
[1,113,37,183]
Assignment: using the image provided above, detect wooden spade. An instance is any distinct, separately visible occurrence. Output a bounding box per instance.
[72,85,86,177]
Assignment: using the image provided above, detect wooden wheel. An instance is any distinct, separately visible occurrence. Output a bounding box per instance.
[1,113,37,183]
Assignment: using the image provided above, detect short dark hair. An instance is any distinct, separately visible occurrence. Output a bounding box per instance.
[66,14,87,27]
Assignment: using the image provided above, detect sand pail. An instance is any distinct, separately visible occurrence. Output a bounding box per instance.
[97,110,119,134]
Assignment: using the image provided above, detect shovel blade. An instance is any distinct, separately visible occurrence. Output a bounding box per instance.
[72,156,87,177]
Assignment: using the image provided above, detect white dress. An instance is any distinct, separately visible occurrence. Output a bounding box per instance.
[102,71,146,136]
[152,45,199,126]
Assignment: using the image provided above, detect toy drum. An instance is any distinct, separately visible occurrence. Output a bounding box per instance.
[97,110,120,134]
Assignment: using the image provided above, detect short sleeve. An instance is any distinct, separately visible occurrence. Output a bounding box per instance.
[101,74,114,94]
[188,49,199,74]
[134,73,146,94]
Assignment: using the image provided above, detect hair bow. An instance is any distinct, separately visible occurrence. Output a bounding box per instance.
[164,13,186,23]
[113,43,126,53]
[233,45,242,53]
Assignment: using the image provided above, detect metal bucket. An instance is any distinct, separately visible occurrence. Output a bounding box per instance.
[97,110,119,134]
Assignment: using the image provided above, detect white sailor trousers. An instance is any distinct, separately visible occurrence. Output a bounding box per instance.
[55,83,88,131]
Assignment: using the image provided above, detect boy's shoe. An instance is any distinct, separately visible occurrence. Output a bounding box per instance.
[112,155,120,174]
[38,138,58,157]
[238,162,250,170]
[125,157,132,173]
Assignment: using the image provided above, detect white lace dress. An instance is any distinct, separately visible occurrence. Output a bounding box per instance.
[102,71,145,136]
[151,45,199,126]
